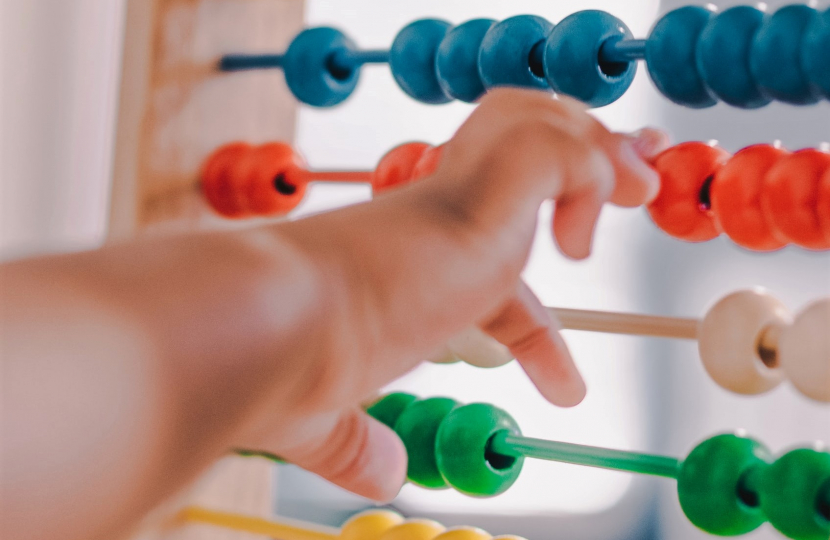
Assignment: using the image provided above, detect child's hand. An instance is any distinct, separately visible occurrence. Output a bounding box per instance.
[238,89,668,502]
[1,89,668,540]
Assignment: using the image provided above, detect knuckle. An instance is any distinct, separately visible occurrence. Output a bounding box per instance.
[505,325,552,357]
[320,412,372,483]
[299,410,371,482]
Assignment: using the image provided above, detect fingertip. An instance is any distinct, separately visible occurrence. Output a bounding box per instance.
[630,128,671,159]
[356,418,408,502]
[520,335,587,408]
[611,140,661,208]
[552,197,601,260]
[289,412,408,503]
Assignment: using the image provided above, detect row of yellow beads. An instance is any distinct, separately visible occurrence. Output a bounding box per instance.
[341,510,526,540]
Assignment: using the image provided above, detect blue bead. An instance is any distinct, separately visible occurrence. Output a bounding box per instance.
[544,10,637,108]
[802,8,830,100]
[750,5,822,105]
[390,19,453,104]
[478,15,553,91]
[645,6,716,109]
[696,6,770,109]
[282,27,359,107]
[435,19,495,103]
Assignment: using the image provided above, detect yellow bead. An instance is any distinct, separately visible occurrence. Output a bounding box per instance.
[340,510,404,540]
[378,519,446,540]
[433,526,492,540]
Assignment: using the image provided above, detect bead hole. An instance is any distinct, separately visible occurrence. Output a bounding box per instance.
[485,432,517,471]
[736,480,760,509]
[817,479,830,523]
[274,174,298,195]
[325,53,354,82]
[736,466,762,510]
[528,41,546,80]
[756,324,782,370]
[597,39,629,79]
[698,175,714,211]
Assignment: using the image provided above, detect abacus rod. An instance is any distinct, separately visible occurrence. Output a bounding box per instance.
[489,431,681,479]
[218,49,390,72]
[600,38,647,63]
[179,507,339,540]
[220,54,284,71]
[548,307,699,340]
[286,170,374,184]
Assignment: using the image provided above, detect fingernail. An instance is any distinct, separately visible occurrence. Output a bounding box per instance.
[630,128,670,159]
[622,140,656,173]
[622,142,660,201]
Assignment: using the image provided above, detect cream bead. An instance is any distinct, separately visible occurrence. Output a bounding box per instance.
[340,510,404,540]
[378,519,445,540]
[698,289,791,395]
[447,326,513,368]
[779,298,830,402]
[432,526,492,540]
[491,537,528,540]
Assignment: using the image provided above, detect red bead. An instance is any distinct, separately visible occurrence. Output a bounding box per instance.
[710,144,788,252]
[820,166,830,243]
[201,142,254,218]
[410,144,445,181]
[372,142,432,193]
[647,142,730,242]
[761,149,830,250]
[245,142,307,216]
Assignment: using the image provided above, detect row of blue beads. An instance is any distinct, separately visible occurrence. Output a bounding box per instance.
[646,5,830,109]
[280,5,830,109]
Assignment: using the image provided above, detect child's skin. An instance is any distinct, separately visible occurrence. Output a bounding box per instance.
[0,89,668,540]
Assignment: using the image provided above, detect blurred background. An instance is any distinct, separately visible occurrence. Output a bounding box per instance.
[2,0,829,539]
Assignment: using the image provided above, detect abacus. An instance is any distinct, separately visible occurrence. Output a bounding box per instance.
[219,5,830,108]
[180,507,527,540]
[236,392,830,540]
[108,1,830,539]
[201,139,830,252]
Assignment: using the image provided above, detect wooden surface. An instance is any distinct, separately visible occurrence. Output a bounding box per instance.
[110,0,305,537]
[110,0,304,238]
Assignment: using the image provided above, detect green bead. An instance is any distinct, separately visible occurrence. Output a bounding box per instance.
[760,448,830,540]
[677,433,772,536]
[394,397,459,489]
[366,392,418,430]
[435,403,524,497]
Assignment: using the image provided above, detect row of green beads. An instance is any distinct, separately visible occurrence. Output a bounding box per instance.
[678,434,830,540]
[366,392,524,497]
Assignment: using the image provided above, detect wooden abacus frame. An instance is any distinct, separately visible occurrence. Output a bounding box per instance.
[109,0,305,537]
[110,0,304,238]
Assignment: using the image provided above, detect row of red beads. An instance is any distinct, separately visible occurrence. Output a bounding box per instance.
[201,141,442,218]
[647,142,830,251]
[202,140,830,252]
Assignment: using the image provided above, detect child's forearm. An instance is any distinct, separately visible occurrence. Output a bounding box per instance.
[0,228,333,540]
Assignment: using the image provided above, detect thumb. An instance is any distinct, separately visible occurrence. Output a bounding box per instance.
[268,408,407,502]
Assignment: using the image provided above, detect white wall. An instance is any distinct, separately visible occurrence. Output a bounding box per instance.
[0,0,124,258]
